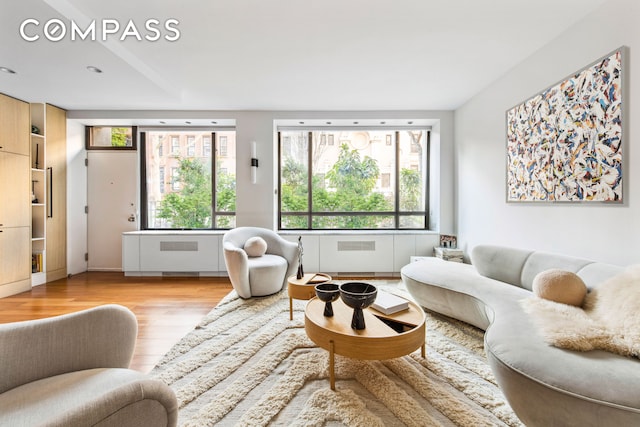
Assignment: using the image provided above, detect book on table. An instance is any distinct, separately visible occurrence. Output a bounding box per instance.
[371,291,410,315]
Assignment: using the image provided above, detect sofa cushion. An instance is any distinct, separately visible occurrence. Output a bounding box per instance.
[0,368,176,427]
[471,245,533,287]
[524,264,640,358]
[244,237,267,257]
[247,254,288,296]
[532,269,587,306]
[520,252,592,291]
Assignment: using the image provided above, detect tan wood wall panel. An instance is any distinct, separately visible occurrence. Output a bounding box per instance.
[0,152,30,227]
[0,92,31,297]
[0,227,31,290]
[45,104,67,279]
[0,94,29,156]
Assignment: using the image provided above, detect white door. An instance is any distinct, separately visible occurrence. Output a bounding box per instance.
[87,151,138,271]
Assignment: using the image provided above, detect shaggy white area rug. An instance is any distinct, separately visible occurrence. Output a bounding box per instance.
[522,265,640,358]
[152,281,522,426]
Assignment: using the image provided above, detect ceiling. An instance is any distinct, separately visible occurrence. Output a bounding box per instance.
[0,0,607,113]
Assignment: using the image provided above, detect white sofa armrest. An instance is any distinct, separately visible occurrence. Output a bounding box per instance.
[223,240,251,298]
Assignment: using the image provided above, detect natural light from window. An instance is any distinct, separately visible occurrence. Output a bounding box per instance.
[279,128,429,230]
[141,129,236,229]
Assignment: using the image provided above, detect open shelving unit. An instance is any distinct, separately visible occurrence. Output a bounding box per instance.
[30,103,46,286]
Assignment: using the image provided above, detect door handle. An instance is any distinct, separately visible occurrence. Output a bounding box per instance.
[47,167,53,218]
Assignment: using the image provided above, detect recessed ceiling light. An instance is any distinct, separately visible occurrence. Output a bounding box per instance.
[211,121,217,124]
[185,121,191,124]
[353,121,359,125]
[299,121,304,125]
[0,67,16,74]
[159,121,166,124]
[86,66,102,73]
[407,121,414,125]
[380,121,386,125]
[326,121,332,125]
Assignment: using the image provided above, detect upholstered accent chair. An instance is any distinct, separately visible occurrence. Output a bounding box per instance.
[0,304,178,426]
[223,227,299,298]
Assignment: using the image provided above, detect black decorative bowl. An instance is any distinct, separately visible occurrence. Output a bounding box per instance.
[315,283,340,317]
[339,282,377,330]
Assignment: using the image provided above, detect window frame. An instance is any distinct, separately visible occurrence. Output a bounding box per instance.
[186,136,196,156]
[139,128,236,230]
[85,126,137,150]
[219,135,228,157]
[277,128,431,231]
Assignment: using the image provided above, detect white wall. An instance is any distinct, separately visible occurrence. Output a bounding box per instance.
[68,110,455,231]
[454,0,639,265]
[66,120,87,275]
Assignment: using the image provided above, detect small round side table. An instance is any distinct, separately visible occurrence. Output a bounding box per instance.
[287,273,332,320]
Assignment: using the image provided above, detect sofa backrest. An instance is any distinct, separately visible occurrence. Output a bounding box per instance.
[471,245,623,291]
[470,245,532,288]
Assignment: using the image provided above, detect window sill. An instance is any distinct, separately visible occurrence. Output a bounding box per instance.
[278,230,438,236]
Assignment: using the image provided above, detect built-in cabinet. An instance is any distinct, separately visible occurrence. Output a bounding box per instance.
[0,94,31,297]
[44,104,67,282]
[29,103,67,286]
[122,231,440,277]
[122,231,226,276]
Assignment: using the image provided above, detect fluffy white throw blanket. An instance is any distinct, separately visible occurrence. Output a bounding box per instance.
[522,265,640,358]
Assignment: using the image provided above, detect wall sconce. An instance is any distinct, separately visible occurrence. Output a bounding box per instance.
[250,141,258,184]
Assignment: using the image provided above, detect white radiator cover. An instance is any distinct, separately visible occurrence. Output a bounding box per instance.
[320,235,394,273]
[122,232,225,276]
[123,231,441,276]
[287,233,441,275]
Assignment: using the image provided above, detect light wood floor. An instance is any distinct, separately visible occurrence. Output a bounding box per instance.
[0,272,233,373]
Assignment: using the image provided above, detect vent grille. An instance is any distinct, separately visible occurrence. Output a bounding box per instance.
[335,272,376,277]
[162,272,200,277]
[337,241,375,251]
[160,241,198,251]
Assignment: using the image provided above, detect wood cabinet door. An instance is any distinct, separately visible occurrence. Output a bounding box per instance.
[0,94,29,156]
[0,152,30,228]
[0,226,30,286]
[45,104,67,280]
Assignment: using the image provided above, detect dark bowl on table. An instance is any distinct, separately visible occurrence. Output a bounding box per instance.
[315,283,340,303]
[339,282,377,309]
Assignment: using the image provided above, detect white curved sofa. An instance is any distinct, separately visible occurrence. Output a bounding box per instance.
[401,245,640,427]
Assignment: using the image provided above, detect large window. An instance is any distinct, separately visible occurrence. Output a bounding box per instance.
[141,129,236,229]
[279,128,429,230]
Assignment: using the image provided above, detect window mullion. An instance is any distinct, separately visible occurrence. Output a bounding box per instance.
[394,130,400,229]
[424,131,431,229]
[139,131,148,229]
[277,132,283,229]
[307,131,313,230]
[211,131,216,229]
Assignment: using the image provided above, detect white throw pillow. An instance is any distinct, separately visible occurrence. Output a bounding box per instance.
[244,237,267,257]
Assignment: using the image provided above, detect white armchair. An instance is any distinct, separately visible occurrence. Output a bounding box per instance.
[223,227,299,298]
[0,304,177,426]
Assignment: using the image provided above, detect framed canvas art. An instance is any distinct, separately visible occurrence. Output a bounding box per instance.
[506,47,624,202]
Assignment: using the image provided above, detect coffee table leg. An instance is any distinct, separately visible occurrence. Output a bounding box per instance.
[421,343,425,358]
[289,297,293,320]
[329,340,335,390]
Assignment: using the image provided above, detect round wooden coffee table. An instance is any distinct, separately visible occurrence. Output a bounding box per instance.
[304,297,426,390]
[287,273,332,320]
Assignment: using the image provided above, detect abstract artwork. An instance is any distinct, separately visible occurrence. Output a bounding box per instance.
[506,48,623,202]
